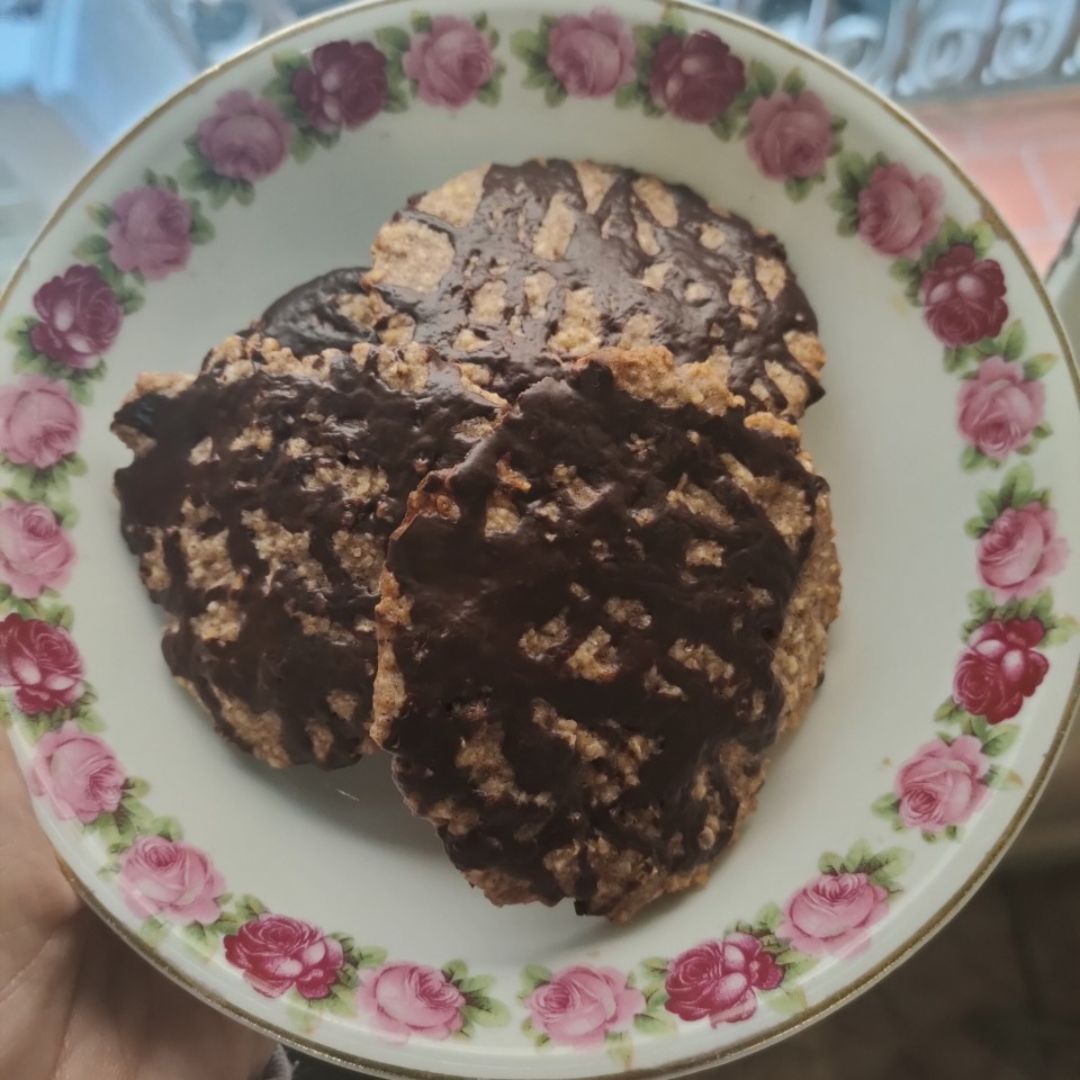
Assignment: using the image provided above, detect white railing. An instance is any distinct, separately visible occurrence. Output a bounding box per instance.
[715,0,1080,98]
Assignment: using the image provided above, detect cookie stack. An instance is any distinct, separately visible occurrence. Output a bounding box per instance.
[114,160,840,920]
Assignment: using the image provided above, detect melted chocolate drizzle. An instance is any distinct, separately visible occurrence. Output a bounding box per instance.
[253,267,375,358]
[114,345,499,767]
[370,160,823,409]
[383,361,826,915]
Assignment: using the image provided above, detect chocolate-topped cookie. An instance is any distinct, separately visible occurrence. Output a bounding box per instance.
[363,160,826,415]
[252,267,377,358]
[114,335,501,769]
[373,347,840,920]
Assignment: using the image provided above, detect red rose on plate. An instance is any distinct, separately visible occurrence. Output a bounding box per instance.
[921,245,1008,346]
[197,90,290,182]
[29,265,121,369]
[0,612,83,713]
[546,8,635,99]
[224,913,344,999]
[27,721,123,823]
[649,30,746,123]
[0,502,75,599]
[403,16,495,109]
[957,356,1045,460]
[857,162,943,258]
[747,90,834,180]
[0,375,80,470]
[894,736,990,832]
[977,503,1068,601]
[107,185,192,281]
[293,41,388,132]
[781,872,888,957]
[356,961,465,1041]
[665,934,782,1025]
[953,618,1049,724]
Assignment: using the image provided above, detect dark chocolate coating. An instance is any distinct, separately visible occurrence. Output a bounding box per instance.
[114,344,500,768]
[253,267,375,358]
[370,159,823,409]
[380,360,827,915]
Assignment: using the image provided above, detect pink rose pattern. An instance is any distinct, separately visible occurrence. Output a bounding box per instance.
[357,962,465,1041]
[958,357,1045,460]
[781,872,889,957]
[1,13,1074,1049]
[0,502,75,598]
[857,163,943,258]
[28,721,123,822]
[0,376,80,469]
[894,737,990,831]
[525,965,644,1048]
[977,503,1068,601]
[546,8,635,99]
[118,834,225,924]
[404,18,495,109]
[747,91,835,181]
[197,90,290,182]
[224,913,344,999]
[107,186,193,281]
[664,935,782,1025]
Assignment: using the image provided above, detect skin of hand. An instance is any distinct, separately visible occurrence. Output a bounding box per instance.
[0,728,275,1080]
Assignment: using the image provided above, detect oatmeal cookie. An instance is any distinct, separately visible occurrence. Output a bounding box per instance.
[251,266,377,358]
[363,160,826,415]
[373,346,840,920]
[113,334,501,768]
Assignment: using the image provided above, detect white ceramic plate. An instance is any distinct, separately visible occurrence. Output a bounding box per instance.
[2,2,1078,1076]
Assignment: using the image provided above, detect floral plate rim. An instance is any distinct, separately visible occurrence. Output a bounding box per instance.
[3,0,1079,1076]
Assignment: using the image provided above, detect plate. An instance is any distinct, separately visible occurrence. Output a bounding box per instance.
[2,2,1078,1076]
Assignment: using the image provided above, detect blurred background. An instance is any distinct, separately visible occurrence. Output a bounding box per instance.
[1,2,1078,1077]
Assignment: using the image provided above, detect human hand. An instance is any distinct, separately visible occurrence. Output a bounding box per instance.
[0,727,275,1080]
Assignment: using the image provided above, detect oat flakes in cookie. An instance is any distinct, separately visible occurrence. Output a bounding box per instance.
[363,159,826,415]
[373,347,840,920]
[113,334,501,769]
